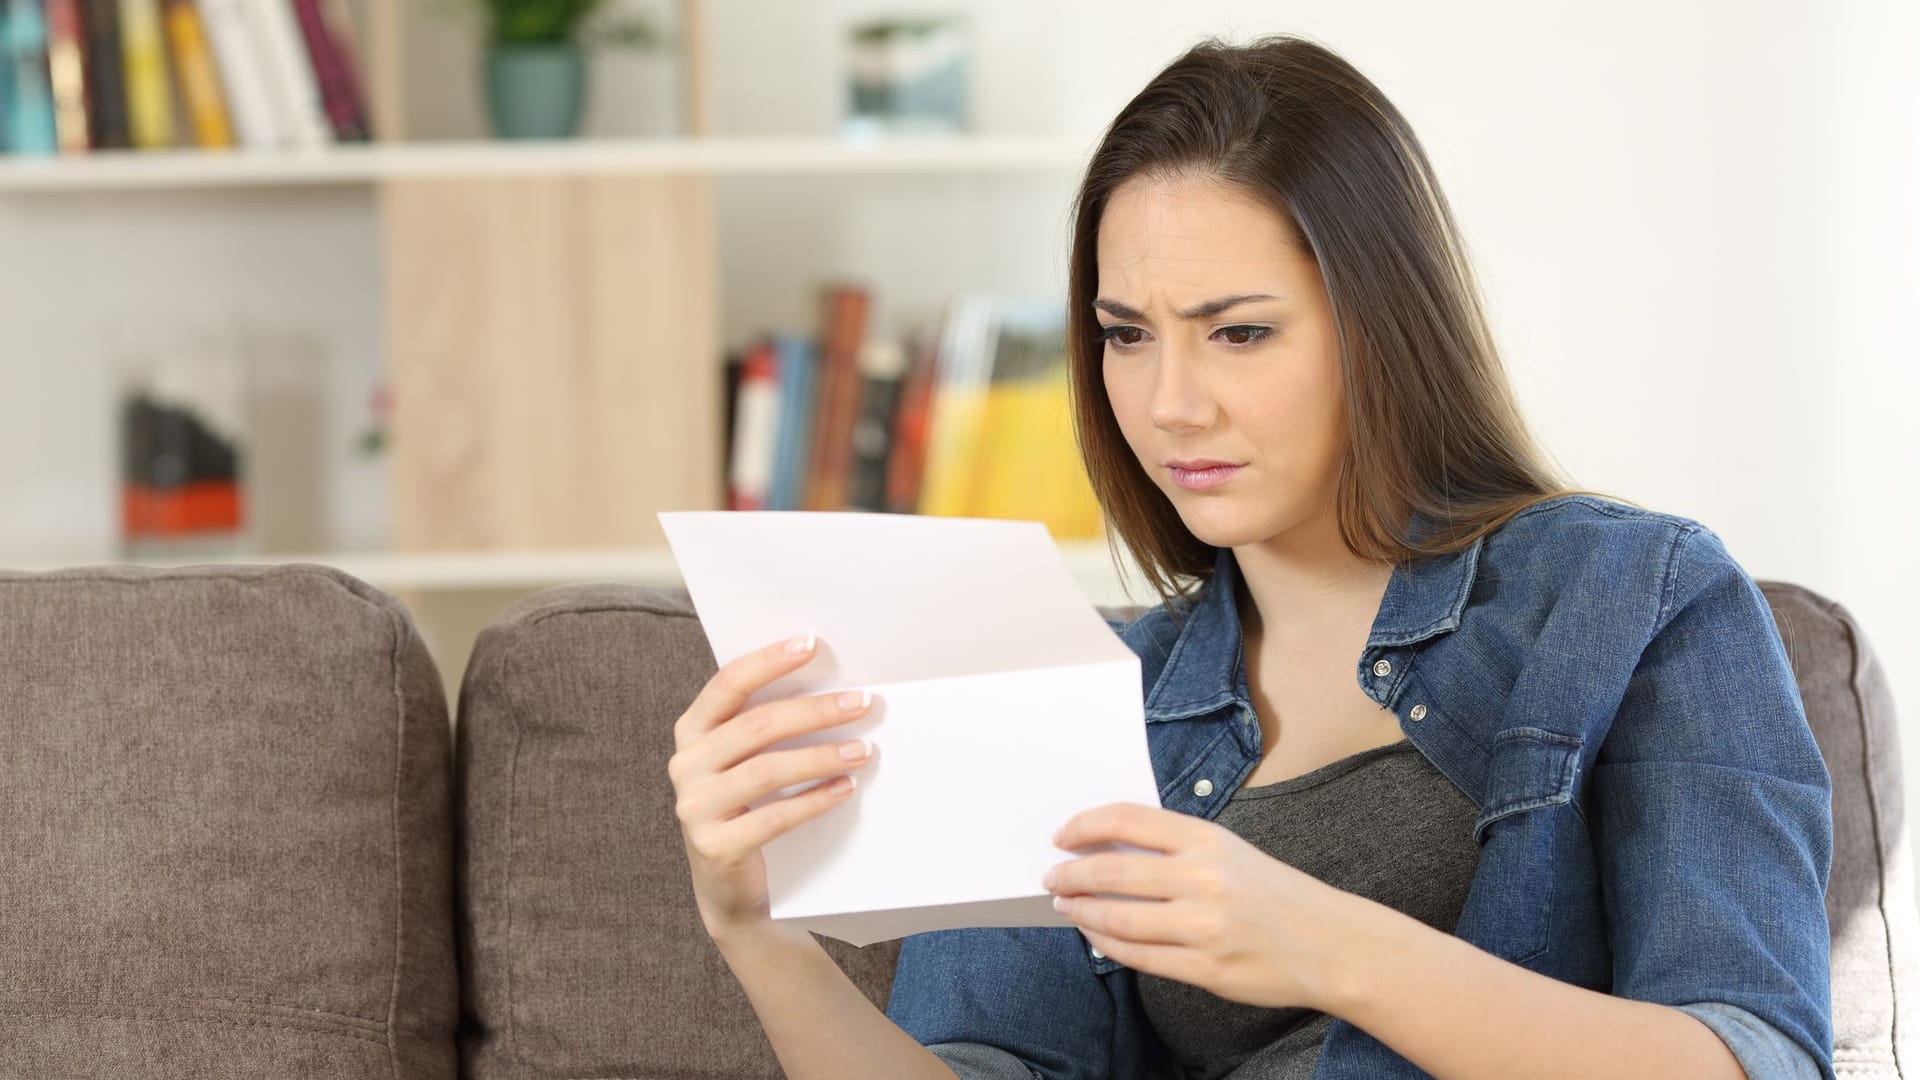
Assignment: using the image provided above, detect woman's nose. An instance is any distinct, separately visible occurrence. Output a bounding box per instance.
[1148,341,1217,432]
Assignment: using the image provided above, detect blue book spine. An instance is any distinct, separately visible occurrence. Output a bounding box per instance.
[4,0,57,154]
[769,335,818,512]
[0,1,12,152]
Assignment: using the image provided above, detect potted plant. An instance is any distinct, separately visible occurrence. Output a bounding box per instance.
[461,0,660,139]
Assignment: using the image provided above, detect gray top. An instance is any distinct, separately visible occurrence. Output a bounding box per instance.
[1135,738,1482,1080]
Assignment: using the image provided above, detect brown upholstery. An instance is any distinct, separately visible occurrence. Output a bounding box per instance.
[0,565,459,1079]
[1,567,1905,1077]
[453,584,899,1080]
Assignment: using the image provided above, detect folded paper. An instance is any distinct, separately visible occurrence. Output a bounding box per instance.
[659,511,1162,946]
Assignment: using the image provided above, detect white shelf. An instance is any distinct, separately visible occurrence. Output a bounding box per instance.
[0,135,1093,193]
[28,541,1158,607]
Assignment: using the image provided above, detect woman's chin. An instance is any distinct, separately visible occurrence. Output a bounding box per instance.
[1172,500,1269,550]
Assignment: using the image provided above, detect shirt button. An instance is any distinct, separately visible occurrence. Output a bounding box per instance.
[1193,779,1214,797]
[1409,703,1428,722]
[1090,946,1106,960]
[1372,659,1392,677]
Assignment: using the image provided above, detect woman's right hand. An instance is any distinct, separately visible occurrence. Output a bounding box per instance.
[668,632,875,942]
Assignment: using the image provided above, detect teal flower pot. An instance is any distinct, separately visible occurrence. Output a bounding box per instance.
[485,44,586,140]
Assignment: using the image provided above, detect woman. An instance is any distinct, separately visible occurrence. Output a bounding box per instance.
[666,35,1833,1080]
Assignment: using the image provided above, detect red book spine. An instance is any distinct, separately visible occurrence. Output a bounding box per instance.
[886,334,939,514]
[289,0,364,139]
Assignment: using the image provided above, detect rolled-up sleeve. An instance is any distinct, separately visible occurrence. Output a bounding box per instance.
[926,1041,1043,1080]
[1591,525,1835,1078]
[1679,1001,1826,1079]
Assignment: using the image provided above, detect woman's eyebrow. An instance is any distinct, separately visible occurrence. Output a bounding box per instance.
[1093,294,1282,321]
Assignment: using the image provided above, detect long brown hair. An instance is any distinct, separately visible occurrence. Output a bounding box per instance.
[1069,35,1616,607]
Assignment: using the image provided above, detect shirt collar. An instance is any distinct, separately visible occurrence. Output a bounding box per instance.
[1141,514,1485,722]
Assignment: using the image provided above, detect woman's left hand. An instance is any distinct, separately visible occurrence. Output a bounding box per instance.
[1045,801,1374,1011]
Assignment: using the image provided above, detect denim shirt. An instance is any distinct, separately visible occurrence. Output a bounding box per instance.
[887,495,1834,1079]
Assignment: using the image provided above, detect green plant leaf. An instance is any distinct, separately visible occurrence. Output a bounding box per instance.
[437,0,660,48]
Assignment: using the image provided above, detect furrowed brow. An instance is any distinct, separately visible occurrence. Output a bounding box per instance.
[1093,294,1280,321]
[1176,294,1280,320]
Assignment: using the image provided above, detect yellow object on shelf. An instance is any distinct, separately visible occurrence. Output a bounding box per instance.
[917,383,988,519]
[916,297,1103,540]
[972,369,1103,539]
[163,0,236,149]
[119,0,177,149]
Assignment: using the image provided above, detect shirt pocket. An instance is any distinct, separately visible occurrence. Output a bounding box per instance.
[1462,727,1584,965]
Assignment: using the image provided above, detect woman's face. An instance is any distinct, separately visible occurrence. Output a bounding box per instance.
[1097,172,1347,551]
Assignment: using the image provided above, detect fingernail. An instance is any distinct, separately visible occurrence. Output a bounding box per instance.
[786,633,815,655]
[837,690,870,713]
[838,739,870,761]
[1041,866,1058,890]
[1052,895,1070,913]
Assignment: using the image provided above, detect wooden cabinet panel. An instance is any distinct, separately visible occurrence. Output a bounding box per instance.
[381,174,721,551]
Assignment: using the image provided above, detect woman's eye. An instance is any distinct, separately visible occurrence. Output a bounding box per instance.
[1214,325,1272,346]
[1100,325,1147,348]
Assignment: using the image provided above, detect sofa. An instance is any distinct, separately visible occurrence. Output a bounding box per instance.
[1,563,1914,1079]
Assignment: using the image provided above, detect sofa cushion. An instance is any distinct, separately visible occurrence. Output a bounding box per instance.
[455,584,900,1080]
[1761,582,1918,1077]
[0,564,458,1079]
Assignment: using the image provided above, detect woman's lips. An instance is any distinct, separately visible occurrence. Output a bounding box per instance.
[1168,463,1243,491]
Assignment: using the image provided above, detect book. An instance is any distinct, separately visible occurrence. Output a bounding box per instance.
[0,2,13,150]
[721,348,744,472]
[245,0,328,148]
[81,0,128,148]
[3,0,59,154]
[116,0,174,148]
[315,0,367,136]
[726,340,781,512]
[290,0,361,140]
[915,295,997,518]
[802,284,871,511]
[846,340,906,512]
[884,330,938,514]
[44,0,88,150]
[197,0,278,147]
[767,334,818,512]
[917,297,1102,538]
[968,306,1101,538]
[161,0,232,147]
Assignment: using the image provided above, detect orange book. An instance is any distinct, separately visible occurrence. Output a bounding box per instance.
[802,285,872,511]
[161,0,233,147]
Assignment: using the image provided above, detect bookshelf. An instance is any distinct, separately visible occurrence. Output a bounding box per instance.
[0,0,1103,673]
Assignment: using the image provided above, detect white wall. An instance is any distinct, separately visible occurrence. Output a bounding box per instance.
[0,191,388,561]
